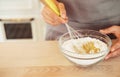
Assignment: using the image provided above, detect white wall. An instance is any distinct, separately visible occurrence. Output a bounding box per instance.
[0,0,41,18]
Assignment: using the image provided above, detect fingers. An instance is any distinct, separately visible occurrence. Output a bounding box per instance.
[105,39,120,60]
[111,42,120,52]
[58,2,68,21]
[105,48,120,60]
[41,6,65,26]
[42,14,61,26]
[41,1,68,26]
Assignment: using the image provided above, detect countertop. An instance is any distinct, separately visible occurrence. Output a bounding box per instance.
[0,41,120,77]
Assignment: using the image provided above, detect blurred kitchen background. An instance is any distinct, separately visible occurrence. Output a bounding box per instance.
[0,0,46,42]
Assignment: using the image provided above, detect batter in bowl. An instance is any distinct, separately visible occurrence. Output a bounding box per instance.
[62,37,108,54]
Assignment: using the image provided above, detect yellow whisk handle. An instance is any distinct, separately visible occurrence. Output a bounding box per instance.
[41,0,60,16]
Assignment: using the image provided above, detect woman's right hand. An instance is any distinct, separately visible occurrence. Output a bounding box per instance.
[41,1,68,26]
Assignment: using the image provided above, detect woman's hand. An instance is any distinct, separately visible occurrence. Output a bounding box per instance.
[100,26,120,60]
[41,0,68,26]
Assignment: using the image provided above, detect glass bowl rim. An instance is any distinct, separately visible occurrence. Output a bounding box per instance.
[58,29,112,58]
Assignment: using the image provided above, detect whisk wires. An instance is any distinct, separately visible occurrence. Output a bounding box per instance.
[65,23,80,39]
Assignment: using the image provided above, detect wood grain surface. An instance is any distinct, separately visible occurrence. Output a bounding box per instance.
[0,41,120,77]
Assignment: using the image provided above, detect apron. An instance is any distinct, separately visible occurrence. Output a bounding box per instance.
[45,0,120,40]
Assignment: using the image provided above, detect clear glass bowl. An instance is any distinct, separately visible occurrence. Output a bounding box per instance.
[58,29,112,67]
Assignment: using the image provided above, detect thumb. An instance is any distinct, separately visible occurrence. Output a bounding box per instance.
[100,26,120,38]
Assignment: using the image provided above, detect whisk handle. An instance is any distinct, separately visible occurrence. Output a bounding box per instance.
[40,0,60,16]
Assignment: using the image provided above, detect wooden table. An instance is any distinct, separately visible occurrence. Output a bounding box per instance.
[0,41,120,77]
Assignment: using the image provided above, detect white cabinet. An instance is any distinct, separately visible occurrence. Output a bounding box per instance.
[0,0,45,42]
[0,22,4,42]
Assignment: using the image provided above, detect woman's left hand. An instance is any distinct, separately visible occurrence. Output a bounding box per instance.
[100,26,120,60]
